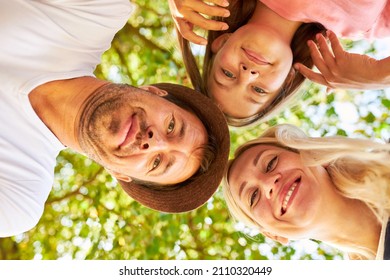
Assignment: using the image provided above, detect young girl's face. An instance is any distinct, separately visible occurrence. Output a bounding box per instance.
[208,23,294,119]
[227,144,335,240]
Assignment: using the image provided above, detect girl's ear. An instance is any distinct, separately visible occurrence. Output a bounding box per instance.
[105,168,132,182]
[139,85,168,96]
[263,231,290,245]
[211,33,232,53]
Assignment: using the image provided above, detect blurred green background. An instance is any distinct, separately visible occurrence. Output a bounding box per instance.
[1,0,388,260]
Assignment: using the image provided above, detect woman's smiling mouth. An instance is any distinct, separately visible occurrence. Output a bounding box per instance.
[281,177,301,215]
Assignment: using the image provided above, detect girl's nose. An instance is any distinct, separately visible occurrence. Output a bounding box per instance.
[240,63,259,81]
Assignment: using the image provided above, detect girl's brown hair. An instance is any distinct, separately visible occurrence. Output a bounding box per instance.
[176,0,326,127]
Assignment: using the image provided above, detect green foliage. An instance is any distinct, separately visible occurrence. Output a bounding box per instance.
[1,0,388,260]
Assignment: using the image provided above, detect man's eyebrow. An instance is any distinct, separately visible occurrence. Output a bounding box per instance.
[179,121,186,138]
[151,156,175,177]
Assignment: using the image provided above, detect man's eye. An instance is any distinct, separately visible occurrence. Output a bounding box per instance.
[266,156,278,172]
[250,189,258,206]
[151,155,161,171]
[222,69,235,78]
[167,117,175,134]
[252,86,266,94]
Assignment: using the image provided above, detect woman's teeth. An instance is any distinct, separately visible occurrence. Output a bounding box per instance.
[281,182,298,213]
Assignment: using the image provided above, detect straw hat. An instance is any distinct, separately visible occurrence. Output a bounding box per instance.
[118,83,230,213]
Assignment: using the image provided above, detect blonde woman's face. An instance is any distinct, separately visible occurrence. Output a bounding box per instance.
[228,144,334,239]
[208,23,293,119]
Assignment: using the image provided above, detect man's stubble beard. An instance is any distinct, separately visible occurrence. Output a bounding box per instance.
[77,91,148,165]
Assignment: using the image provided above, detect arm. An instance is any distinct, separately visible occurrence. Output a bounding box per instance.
[294,30,390,91]
[168,0,230,45]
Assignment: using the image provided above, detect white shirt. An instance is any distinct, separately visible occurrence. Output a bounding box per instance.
[0,0,133,237]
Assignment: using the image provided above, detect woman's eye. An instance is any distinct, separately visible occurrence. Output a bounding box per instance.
[151,155,161,171]
[266,156,278,172]
[250,189,258,206]
[252,86,266,94]
[167,117,175,134]
[222,69,235,78]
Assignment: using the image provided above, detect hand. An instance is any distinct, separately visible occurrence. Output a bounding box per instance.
[168,0,230,45]
[294,30,390,91]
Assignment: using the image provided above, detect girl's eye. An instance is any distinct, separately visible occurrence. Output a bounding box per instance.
[151,155,161,171]
[266,156,278,172]
[250,189,258,206]
[252,86,266,94]
[222,69,235,78]
[167,117,175,134]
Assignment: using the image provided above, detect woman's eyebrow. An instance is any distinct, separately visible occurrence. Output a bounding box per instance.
[253,151,265,166]
[239,181,247,200]
[238,151,265,199]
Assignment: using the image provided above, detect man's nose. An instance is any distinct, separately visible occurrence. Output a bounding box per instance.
[140,127,167,151]
[239,63,259,82]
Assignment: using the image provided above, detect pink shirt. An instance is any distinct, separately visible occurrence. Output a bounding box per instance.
[261,0,390,39]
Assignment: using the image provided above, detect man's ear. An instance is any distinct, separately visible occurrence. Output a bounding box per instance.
[211,33,232,53]
[263,231,290,245]
[105,168,132,182]
[139,85,168,96]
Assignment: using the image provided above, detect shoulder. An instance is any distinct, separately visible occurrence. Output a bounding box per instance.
[0,179,48,237]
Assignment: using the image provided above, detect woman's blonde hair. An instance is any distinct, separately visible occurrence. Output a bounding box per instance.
[223,124,390,258]
[176,0,325,127]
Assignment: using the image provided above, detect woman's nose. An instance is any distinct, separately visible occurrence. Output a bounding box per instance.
[261,173,280,199]
[262,183,273,199]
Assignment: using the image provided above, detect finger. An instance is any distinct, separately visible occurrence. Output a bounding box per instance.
[307,39,333,79]
[180,0,230,19]
[316,33,335,65]
[294,63,330,87]
[177,20,208,45]
[184,33,208,45]
[184,11,229,31]
[326,30,345,57]
[191,1,230,18]
[326,87,334,94]
[208,0,230,7]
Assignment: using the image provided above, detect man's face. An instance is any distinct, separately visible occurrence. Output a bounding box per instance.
[78,85,208,185]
